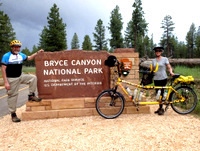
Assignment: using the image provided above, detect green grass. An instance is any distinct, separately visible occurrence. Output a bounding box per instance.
[22,66,36,74]
[174,66,200,80]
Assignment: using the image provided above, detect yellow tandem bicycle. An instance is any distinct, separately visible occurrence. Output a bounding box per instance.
[95,55,198,119]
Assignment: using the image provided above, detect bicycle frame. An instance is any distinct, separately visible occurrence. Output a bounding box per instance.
[115,77,185,106]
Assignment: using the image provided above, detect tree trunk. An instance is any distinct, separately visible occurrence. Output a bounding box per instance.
[140,58,200,69]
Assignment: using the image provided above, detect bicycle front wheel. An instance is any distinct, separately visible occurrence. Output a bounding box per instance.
[170,86,198,114]
[96,90,125,119]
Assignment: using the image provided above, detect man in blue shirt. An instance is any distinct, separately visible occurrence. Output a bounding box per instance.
[1,40,44,122]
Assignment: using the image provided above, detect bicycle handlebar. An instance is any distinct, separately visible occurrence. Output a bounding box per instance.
[139,71,151,74]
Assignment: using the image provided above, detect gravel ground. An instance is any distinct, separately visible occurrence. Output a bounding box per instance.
[0,105,200,151]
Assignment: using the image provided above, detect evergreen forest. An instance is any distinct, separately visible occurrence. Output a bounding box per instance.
[1,0,200,66]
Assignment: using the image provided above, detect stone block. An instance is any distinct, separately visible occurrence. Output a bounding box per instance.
[114,53,139,58]
[58,108,95,118]
[26,101,41,107]
[114,48,135,53]
[126,106,150,114]
[26,100,51,107]
[128,58,135,64]
[45,106,52,110]
[22,110,58,121]
[134,58,140,66]
[84,102,95,108]
[51,98,85,110]
[31,106,46,111]
[84,97,95,103]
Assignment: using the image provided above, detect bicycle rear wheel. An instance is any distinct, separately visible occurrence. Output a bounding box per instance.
[96,90,125,119]
[170,86,198,114]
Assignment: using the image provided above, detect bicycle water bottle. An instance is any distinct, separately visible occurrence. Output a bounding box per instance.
[156,89,161,100]
[162,90,168,100]
[138,90,143,101]
[125,86,133,96]
[133,88,138,100]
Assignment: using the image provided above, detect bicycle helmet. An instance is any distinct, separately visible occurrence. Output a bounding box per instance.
[104,55,117,67]
[10,40,22,47]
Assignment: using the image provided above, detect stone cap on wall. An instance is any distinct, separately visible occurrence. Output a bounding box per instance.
[114,48,135,53]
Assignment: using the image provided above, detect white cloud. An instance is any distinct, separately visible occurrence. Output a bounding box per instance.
[143,0,200,43]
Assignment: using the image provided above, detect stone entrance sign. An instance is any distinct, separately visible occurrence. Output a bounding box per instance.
[22,49,151,121]
[35,50,110,99]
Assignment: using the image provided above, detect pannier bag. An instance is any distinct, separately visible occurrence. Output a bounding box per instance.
[141,72,154,86]
[174,75,194,85]
[104,55,117,67]
[141,63,158,86]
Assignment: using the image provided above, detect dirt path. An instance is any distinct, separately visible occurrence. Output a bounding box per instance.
[0,105,200,151]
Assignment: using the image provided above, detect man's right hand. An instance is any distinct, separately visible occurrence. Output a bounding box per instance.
[4,82,10,90]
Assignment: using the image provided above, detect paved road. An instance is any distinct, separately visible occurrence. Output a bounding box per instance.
[0,85,29,117]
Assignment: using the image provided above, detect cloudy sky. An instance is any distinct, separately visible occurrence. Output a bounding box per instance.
[1,0,200,51]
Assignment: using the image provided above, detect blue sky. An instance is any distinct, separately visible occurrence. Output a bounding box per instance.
[1,0,200,51]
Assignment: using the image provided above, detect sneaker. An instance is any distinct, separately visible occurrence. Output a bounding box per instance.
[154,108,160,114]
[28,93,42,102]
[11,113,21,122]
[158,108,164,115]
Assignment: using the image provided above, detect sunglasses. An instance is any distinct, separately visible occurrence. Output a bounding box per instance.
[155,49,162,52]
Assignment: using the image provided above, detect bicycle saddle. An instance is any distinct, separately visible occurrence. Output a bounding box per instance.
[172,74,180,79]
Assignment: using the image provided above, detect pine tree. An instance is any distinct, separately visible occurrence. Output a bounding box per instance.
[177,41,187,58]
[149,34,156,58]
[0,10,16,60]
[195,26,200,57]
[82,35,93,50]
[124,21,133,48]
[21,47,31,56]
[93,19,108,51]
[38,26,48,50]
[125,0,148,53]
[143,35,150,57]
[108,5,123,49]
[29,45,39,66]
[39,4,67,51]
[186,23,196,58]
[161,15,175,57]
[170,36,178,58]
[21,48,32,66]
[71,33,80,49]
[32,45,39,54]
